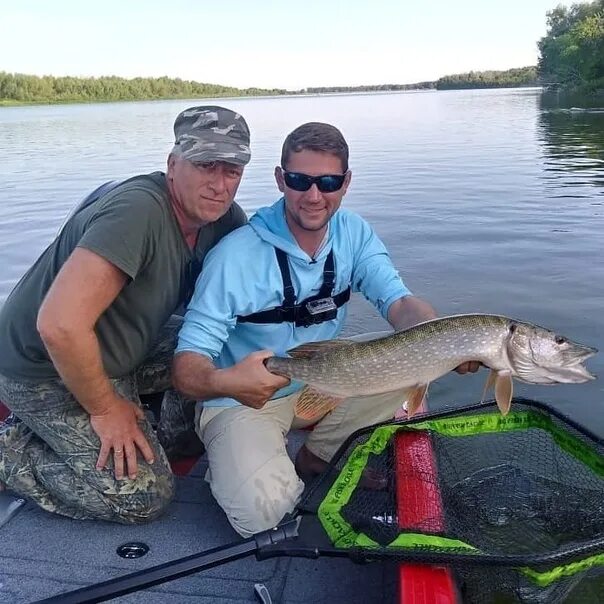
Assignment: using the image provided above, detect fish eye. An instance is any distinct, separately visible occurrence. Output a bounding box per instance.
[509,324,517,334]
[555,336,567,345]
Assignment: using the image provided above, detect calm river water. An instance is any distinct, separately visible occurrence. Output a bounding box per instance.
[1,89,602,432]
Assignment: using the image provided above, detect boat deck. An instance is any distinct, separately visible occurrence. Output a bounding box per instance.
[1,430,398,603]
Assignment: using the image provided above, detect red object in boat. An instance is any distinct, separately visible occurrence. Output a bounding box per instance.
[0,400,10,422]
[395,417,458,603]
[170,456,201,476]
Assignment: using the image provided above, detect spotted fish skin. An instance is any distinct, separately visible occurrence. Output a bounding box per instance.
[265,314,597,399]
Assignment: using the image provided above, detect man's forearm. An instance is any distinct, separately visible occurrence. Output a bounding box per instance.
[35,246,131,415]
[172,350,290,410]
[387,296,438,331]
[41,327,117,415]
[172,352,227,401]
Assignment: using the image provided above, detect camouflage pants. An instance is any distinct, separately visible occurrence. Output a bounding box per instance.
[0,316,197,524]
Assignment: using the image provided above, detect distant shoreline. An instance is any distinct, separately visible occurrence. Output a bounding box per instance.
[0,89,537,108]
[0,84,545,109]
[0,67,540,107]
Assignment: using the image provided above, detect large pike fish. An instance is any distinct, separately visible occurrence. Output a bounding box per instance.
[264,314,597,420]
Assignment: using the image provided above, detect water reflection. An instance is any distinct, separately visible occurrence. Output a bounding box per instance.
[538,92,604,195]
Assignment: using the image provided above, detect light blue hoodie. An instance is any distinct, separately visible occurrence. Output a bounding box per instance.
[176,198,411,407]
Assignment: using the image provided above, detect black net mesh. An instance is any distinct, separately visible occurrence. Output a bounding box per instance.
[297,399,604,603]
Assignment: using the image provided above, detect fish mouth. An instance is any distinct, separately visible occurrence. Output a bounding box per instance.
[514,343,598,385]
[548,344,598,383]
[515,363,596,385]
[551,363,597,383]
[573,344,598,361]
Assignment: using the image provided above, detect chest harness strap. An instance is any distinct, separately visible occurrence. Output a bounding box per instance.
[237,248,351,327]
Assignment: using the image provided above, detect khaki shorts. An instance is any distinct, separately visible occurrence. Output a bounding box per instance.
[198,389,408,537]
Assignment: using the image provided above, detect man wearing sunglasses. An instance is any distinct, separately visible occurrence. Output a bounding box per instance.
[0,106,250,523]
[172,121,479,538]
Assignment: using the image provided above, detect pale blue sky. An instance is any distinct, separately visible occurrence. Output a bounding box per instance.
[0,0,573,89]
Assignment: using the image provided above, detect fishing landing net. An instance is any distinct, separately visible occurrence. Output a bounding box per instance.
[296,398,604,604]
[40,398,604,604]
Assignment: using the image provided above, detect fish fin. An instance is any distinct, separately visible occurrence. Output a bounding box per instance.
[495,371,513,416]
[287,339,354,359]
[481,369,498,403]
[405,384,429,418]
[294,386,345,420]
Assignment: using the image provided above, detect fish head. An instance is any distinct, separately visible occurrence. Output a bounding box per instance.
[505,321,597,384]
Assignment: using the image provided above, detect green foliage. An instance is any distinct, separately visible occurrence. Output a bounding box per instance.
[303,82,436,93]
[538,1,604,92]
[0,73,289,105]
[0,73,440,105]
[436,67,538,90]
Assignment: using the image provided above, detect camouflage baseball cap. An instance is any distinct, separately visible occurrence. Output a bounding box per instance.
[171,106,251,166]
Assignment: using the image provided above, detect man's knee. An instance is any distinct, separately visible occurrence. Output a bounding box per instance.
[110,470,175,524]
[223,470,304,538]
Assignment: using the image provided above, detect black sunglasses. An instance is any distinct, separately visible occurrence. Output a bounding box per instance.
[282,170,347,193]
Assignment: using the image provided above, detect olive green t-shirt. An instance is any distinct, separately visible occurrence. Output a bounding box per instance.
[0,172,246,381]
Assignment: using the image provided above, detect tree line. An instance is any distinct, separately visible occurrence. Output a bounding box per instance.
[538,0,604,93]
[0,68,539,106]
[0,73,442,104]
[436,67,538,90]
[0,73,288,105]
[302,82,436,93]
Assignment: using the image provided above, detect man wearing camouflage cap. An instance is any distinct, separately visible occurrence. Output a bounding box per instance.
[0,105,250,523]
